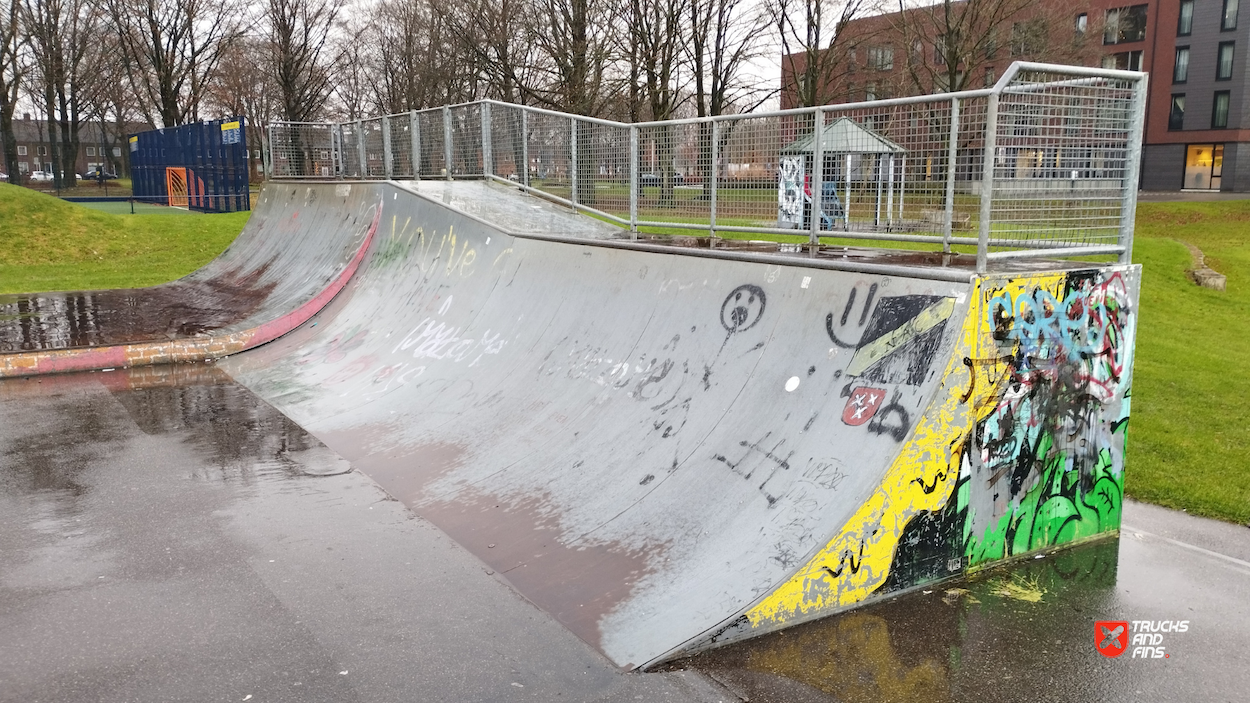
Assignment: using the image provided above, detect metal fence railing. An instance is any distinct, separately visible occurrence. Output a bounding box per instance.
[266,62,1146,271]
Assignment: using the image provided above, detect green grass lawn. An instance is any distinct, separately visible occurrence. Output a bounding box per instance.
[0,182,1244,524]
[1124,201,1250,525]
[0,183,249,294]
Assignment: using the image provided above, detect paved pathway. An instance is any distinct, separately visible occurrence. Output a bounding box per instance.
[2,367,1247,702]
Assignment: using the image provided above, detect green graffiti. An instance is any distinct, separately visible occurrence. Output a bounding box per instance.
[965,441,1124,568]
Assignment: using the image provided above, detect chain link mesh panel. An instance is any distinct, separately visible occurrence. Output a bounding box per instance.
[338,123,362,179]
[448,104,483,177]
[987,68,1138,252]
[268,123,336,179]
[386,114,415,178]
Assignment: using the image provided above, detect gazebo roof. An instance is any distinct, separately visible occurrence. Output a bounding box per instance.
[781,117,906,155]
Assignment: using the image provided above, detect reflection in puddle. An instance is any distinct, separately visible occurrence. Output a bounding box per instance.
[674,538,1120,703]
[106,365,353,483]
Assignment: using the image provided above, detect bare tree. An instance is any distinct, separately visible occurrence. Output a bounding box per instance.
[527,0,617,117]
[207,35,277,172]
[629,0,685,205]
[433,0,537,105]
[688,0,772,192]
[0,0,23,184]
[772,0,867,108]
[106,0,242,127]
[892,0,1093,94]
[265,0,340,123]
[22,0,103,188]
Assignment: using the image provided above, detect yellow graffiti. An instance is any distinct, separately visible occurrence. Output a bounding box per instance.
[744,274,1064,630]
[846,297,956,377]
[405,225,479,278]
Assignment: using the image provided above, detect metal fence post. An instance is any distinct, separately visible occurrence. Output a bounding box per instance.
[810,108,824,247]
[410,110,420,178]
[943,97,960,253]
[522,110,530,188]
[443,106,453,179]
[355,120,366,177]
[710,120,719,238]
[977,92,1000,273]
[382,117,393,179]
[1118,77,1146,265]
[629,125,638,239]
[570,117,578,206]
[481,102,493,177]
[264,125,274,179]
[334,124,344,179]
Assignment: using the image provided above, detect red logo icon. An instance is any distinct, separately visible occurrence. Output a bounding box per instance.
[842,387,885,426]
[1095,620,1129,658]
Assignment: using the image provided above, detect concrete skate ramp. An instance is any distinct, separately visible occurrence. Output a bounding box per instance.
[0,184,378,377]
[220,180,1139,669]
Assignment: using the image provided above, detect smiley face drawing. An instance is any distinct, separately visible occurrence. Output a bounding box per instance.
[721,284,767,333]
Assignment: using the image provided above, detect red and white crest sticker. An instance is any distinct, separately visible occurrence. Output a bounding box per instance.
[1095,620,1129,658]
[842,387,885,426]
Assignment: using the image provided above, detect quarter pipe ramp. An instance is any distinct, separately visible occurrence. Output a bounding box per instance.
[213,180,1139,668]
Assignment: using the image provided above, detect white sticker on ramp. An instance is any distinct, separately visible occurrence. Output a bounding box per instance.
[335,184,351,197]
[785,376,800,392]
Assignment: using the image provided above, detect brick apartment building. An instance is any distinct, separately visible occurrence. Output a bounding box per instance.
[6,114,153,180]
[783,0,1250,191]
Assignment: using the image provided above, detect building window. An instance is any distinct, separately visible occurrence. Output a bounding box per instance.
[36,146,46,156]
[112,147,121,157]
[934,37,946,64]
[1179,1,1194,35]
[984,34,997,60]
[1170,94,1186,130]
[1186,144,1224,189]
[1174,47,1190,83]
[866,83,878,101]
[1103,50,1143,71]
[1218,42,1235,80]
[16,145,25,156]
[1076,13,1088,34]
[867,46,894,71]
[984,67,996,87]
[1223,0,1239,30]
[1213,91,1231,128]
[86,146,96,156]
[1104,5,1148,44]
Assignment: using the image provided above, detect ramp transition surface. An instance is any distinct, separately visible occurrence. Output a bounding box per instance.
[0,184,378,377]
[215,181,1140,668]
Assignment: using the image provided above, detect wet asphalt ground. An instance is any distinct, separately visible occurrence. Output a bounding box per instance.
[2,366,1248,703]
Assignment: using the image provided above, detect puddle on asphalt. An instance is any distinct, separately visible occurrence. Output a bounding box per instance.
[0,363,351,499]
[668,538,1124,703]
[107,366,352,483]
[0,261,278,352]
